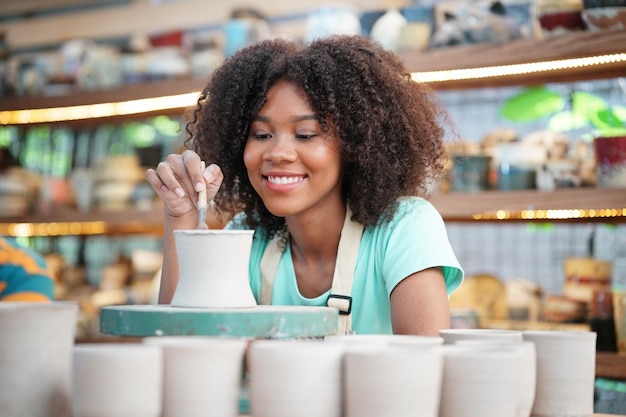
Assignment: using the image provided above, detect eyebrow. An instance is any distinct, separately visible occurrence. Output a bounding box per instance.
[253,114,318,123]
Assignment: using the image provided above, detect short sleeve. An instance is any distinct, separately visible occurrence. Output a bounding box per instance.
[380,198,463,296]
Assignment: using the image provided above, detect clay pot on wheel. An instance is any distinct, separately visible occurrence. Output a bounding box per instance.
[171,229,257,308]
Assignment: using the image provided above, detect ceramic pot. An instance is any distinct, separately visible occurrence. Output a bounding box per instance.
[248,340,345,417]
[523,330,597,417]
[344,345,443,417]
[325,333,443,347]
[143,336,248,417]
[452,154,493,192]
[439,344,521,417]
[454,340,536,417]
[171,229,257,308]
[439,328,523,344]
[0,302,78,417]
[594,135,626,188]
[72,343,163,417]
[563,257,612,303]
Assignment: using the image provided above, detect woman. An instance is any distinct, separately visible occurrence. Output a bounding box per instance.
[145,35,463,335]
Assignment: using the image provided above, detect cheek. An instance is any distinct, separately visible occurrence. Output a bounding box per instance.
[242,143,257,170]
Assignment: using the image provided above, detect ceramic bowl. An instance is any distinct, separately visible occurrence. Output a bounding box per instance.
[582,6,626,29]
[539,11,586,36]
[583,0,626,9]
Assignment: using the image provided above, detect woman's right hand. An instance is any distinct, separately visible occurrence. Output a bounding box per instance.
[145,149,224,220]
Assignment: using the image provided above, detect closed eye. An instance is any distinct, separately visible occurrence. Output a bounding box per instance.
[252,133,272,140]
[296,134,317,140]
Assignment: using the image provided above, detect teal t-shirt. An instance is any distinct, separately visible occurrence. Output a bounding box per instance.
[227,197,463,334]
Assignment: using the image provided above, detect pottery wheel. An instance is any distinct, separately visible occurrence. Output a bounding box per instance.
[100,304,338,339]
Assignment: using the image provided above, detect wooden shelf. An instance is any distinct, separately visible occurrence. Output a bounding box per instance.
[0,188,623,236]
[0,204,227,236]
[429,188,626,223]
[400,29,626,90]
[596,352,626,380]
[1,30,624,125]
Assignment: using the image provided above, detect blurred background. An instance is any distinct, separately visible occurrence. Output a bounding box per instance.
[0,0,625,343]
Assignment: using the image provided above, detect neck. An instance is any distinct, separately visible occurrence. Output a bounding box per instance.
[286,202,346,264]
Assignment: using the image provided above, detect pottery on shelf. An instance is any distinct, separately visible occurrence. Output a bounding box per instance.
[0,302,78,417]
[171,229,257,308]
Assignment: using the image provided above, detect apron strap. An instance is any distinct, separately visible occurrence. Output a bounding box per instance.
[259,207,364,335]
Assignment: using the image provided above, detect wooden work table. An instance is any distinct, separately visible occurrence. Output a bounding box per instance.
[596,352,626,380]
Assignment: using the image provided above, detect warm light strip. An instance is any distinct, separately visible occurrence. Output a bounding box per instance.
[472,208,626,221]
[0,92,200,125]
[411,53,626,83]
[2,53,625,125]
[0,222,107,237]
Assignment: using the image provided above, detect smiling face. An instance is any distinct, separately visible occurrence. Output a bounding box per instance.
[243,80,343,219]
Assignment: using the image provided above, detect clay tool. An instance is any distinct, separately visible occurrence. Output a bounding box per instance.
[197,160,208,229]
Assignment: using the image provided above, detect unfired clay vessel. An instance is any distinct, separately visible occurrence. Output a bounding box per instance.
[248,340,345,417]
[523,330,597,417]
[72,343,163,417]
[439,328,523,344]
[325,333,444,347]
[0,302,78,417]
[454,340,536,417]
[344,345,443,417]
[439,344,522,417]
[143,336,248,417]
[171,229,257,308]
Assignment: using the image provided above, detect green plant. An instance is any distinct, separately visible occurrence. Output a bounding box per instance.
[500,86,626,139]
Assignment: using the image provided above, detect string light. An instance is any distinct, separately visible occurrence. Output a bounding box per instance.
[472,208,626,221]
[411,53,626,83]
[2,53,624,125]
[0,92,199,125]
[0,222,108,237]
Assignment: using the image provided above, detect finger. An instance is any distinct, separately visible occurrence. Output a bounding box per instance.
[203,164,224,200]
[181,150,206,193]
[155,154,192,198]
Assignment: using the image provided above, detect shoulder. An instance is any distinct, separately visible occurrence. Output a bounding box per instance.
[377,197,444,231]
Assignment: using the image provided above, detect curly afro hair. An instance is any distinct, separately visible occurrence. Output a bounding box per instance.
[185,35,451,239]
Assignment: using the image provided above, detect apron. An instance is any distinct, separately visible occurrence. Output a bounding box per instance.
[259,207,364,335]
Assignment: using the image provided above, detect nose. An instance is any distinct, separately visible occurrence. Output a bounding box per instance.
[264,134,297,163]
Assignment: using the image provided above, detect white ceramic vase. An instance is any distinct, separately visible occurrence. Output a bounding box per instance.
[439,328,523,344]
[248,340,345,417]
[454,340,536,417]
[0,302,78,417]
[171,229,257,308]
[143,336,248,417]
[523,330,597,417]
[72,343,163,417]
[344,345,443,417]
[325,333,443,347]
[439,344,522,417]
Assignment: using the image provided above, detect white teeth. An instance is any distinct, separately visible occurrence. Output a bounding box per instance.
[267,176,304,185]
